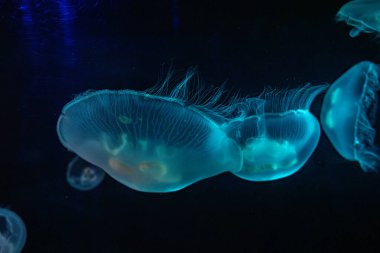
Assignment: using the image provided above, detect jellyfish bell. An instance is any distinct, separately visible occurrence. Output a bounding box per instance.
[336,0,380,38]
[66,156,106,191]
[321,61,380,172]
[0,208,27,253]
[57,70,242,193]
[223,84,327,181]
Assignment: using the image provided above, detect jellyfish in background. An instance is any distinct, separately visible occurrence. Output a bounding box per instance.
[0,208,27,253]
[223,84,327,181]
[67,156,106,191]
[336,0,380,38]
[321,61,380,172]
[57,70,242,193]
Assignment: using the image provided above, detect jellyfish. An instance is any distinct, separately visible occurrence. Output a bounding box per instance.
[320,61,380,172]
[0,208,26,253]
[222,84,327,181]
[336,0,380,38]
[57,70,242,192]
[66,156,106,191]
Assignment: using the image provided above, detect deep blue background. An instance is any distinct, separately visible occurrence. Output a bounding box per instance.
[1,0,380,252]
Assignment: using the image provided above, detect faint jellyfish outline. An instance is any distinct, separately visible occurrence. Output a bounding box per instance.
[320,61,380,172]
[66,156,106,191]
[57,69,242,193]
[223,84,327,181]
[336,0,380,38]
[0,208,27,253]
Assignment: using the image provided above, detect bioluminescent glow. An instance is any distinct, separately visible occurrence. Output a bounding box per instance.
[336,0,380,38]
[223,85,327,181]
[321,61,380,172]
[57,70,242,193]
[0,208,27,253]
[67,156,106,191]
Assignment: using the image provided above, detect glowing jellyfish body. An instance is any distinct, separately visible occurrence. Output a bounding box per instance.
[336,0,380,38]
[67,156,106,191]
[320,61,380,172]
[0,208,26,253]
[57,77,242,192]
[223,85,326,181]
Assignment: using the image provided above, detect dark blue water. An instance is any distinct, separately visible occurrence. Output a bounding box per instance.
[1,0,380,252]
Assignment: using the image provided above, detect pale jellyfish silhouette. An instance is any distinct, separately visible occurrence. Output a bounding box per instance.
[336,0,380,38]
[57,70,242,192]
[67,156,106,191]
[223,84,327,181]
[321,61,380,172]
[0,208,26,253]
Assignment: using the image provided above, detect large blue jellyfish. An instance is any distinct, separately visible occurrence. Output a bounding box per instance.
[336,0,380,38]
[223,85,327,181]
[67,156,106,191]
[0,208,27,253]
[57,71,242,192]
[320,61,380,172]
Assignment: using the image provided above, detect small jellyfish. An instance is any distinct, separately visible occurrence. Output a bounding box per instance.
[223,84,327,181]
[67,156,106,191]
[320,61,380,172]
[0,208,26,253]
[336,0,380,38]
[57,70,242,192]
